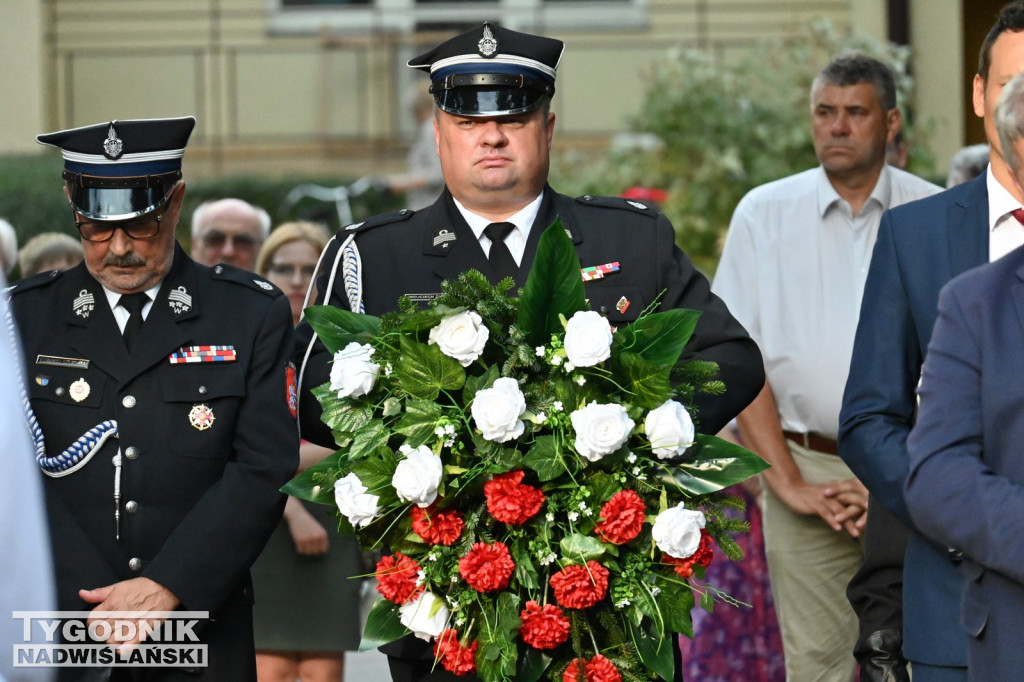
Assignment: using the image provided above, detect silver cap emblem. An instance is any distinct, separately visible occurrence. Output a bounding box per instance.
[102,122,123,160]
[478,24,498,58]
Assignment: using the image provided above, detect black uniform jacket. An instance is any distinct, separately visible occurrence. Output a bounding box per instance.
[298,187,763,444]
[8,245,297,672]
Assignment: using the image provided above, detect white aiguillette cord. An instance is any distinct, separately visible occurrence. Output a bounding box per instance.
[3,297,122,538]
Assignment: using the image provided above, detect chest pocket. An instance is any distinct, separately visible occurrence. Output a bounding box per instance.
[160,366,247,459]
[28,366,108,410]
[586,284,646,325]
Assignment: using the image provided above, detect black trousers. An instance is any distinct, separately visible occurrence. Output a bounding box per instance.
[846,497,909,648]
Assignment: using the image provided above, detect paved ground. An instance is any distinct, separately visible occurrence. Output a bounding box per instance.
[344,647,392,681]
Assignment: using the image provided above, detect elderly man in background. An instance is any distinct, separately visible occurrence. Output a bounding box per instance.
[713,52,941,682]
[905,70,1024,682]
[190,198,270,271]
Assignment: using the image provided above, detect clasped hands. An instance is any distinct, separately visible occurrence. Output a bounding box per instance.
[781,477,869,538]
[79,577,180,655]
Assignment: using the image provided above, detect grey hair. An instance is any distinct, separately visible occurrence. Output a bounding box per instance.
[945,144,990,188]
[995,72,1024,178]
[812,51,898,111]
[191,198,271,240]
[0,218,17,276]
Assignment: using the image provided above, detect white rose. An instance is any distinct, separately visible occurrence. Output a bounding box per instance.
[652,504,706,559]
[645,400,696,459]
[399,591,450,641]
[329,342,380,399]
[429,311,490,367]
[471,377,526,443]
[333,473,381,529]
[392,444,443,507]
[570,401,635,462]
[563,310,613,367]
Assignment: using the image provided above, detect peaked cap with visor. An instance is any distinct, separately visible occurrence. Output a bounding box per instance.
[37,116,196,222]
[408,22,564,117]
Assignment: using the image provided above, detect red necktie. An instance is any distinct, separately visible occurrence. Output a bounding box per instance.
[1012,209,1024,226]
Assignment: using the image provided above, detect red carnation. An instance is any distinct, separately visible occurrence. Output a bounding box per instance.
[433,629,478,676]
[458,541,515,593]
[484,470,545,525]
[664,529,715,578]
[550,561,610,609]
[595,490,646,545]
[563,655,622,682]
[375,553,422,604]
[519,601,571,650]
[411,505,465,546]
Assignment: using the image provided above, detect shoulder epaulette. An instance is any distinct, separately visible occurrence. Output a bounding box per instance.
[337,208,416,237]
[208,263,281,296]
[575,194,659,217]
[5,269,63,296]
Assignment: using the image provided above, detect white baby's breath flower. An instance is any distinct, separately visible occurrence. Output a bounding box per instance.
[568,511,580,522]
[651,587,661,597]
[627,452,638,463]
[551,355,563,366]
[535,346,546,357]
[575,376,586,386]
[553,401,563,412]
[564,362,575,372]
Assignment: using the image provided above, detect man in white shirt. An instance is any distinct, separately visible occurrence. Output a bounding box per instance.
[713,52,941,682]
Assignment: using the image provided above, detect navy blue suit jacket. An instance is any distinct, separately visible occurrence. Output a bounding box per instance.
[906,245,1024,680]
[839,174,989,665]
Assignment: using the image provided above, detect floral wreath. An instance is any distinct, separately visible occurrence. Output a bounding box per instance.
[287,220,767,681]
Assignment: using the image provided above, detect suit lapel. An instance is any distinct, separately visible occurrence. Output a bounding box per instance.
[429,191,494,284]
[63,266,126,383]
[1014,260,1024,342]
[947,174,991,277]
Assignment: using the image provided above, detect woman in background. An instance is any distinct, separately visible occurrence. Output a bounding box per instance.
[252,221,363,682]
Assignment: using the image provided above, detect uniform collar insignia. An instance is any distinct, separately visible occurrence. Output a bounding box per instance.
[432,227,457,250]
[626,200,647,210]
[253,279,274,291]
[72,288,96,319]
[167,285,192,316]
[102,122,123,160]
[478,24,498,58]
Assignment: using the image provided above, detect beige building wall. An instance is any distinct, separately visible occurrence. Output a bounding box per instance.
[2,0,967,176]
[0,0,46,153]
[910,0,965,175]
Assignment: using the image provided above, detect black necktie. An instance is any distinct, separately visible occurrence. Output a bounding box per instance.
[484,222,517,284]
[119,293,149,351]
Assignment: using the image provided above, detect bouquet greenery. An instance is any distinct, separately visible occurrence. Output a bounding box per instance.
[285,221,768,681]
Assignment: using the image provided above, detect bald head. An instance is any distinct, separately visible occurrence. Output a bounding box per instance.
[190,198,270,271]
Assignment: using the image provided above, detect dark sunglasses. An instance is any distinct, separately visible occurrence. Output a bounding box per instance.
[74,205,168,243]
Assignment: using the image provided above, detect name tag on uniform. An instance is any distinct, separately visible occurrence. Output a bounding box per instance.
[36,354,90,369]
[169,345,237,364]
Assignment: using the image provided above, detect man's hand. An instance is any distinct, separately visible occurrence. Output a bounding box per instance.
[824,477,870,538]
[285,497,329,555]
[79,577,180,654]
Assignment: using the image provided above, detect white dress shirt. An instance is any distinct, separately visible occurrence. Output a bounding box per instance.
[986,164,1024,262]
[452,193,544,266]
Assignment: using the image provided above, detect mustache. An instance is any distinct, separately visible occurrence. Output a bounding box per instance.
[102,253,146,268]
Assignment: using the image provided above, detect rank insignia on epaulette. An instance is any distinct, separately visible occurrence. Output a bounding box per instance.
[432,228,457,249]
[73,289,95,319]
[626,200,648,210]
[167,286,192,315]
[253,279,274,291]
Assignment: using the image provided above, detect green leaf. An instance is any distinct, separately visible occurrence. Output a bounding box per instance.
[615,308,700,366]
[464,364,500,406]
[304,305,381,354]
[394,399,443,447]
[312,384,375,434]
[517,647,551,682]
[359,598,407,651]
[280,450,343,504]
[659,434,769,495]
[699,590,715,613]
[512,539,540,590]
[518,219,587,348]
[559,533,606,562]
[630,619,675,682]
[349,420,389,460]
[352,448,399,503]
[658,582,695,635]
[394,335,466,400]
[611,351,674,410]
[522,435,566,482]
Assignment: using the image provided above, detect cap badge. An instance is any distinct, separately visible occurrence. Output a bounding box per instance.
[73,289,96,319]
[69,377,91,403]
[189,403,216,431]
[432,228,457,250]
[168,286,193,315]
[102,122,123,161]
[478,24,498,58]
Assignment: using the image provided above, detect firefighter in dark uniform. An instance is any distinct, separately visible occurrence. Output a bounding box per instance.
[295,24,765,682]
[8,117,298,680]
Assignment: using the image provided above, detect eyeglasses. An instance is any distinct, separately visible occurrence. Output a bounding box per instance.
[201,231,259,250]
[75,208,166,243]
[267,263,316,279]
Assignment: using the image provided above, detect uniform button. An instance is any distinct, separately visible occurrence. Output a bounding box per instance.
[214,265,224,274]
[198,386,208,395]
[124,446,139,460]
[128,557,143,572]
[55,387,65,396]
[125,501,139,514]
[122,395,136,408]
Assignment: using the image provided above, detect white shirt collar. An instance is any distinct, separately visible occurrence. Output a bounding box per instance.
[452,193,544,242]
[986,163,1022,232]
[815,165,890,223]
